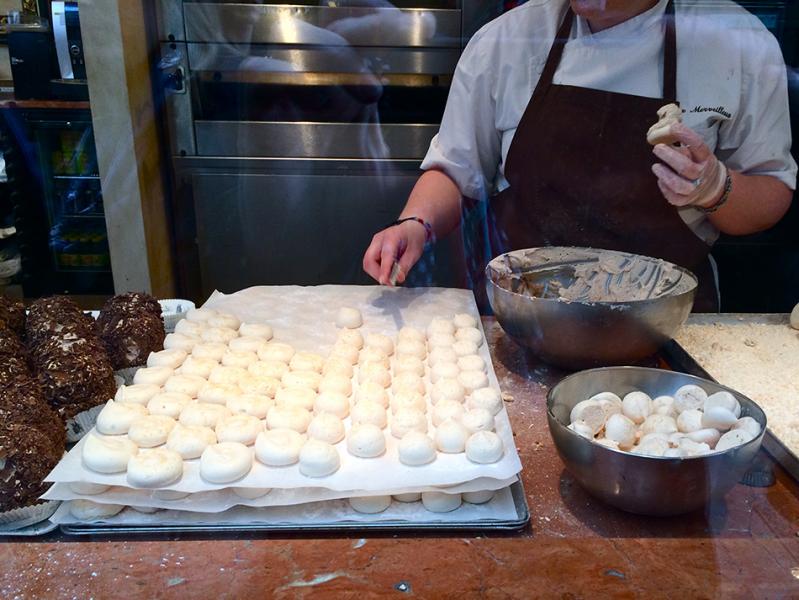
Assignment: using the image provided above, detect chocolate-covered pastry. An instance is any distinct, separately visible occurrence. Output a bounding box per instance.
[0,379,65,450]
[0,423,62,512]
[26,296,93,349]
[0,295,25,338]
[97,292,165,369]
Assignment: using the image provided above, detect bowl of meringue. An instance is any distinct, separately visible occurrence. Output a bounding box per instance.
[547,366,766,516]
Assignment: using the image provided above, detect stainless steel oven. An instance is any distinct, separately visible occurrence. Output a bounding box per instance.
[155,0,484,300]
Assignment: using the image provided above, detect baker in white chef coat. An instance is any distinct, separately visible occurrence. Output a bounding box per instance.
[362,0,797,311]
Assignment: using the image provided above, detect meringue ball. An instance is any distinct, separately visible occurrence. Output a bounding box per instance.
[435,419,469,453]
[240,375,281,399]
[216,414,263,445]
[319,374,353,397]
[396,339,428,362]
[275,386,317,411]
[350,400,388,429]
[457,355,486,373]
[337,328,364,350]
[421,491,461,513]
[633,436,671,457]
[677,409,704,433]
[201,326,238,344]
[394,355,425,377]
[166,424,217,459]
[249,360,290,380]
[359,346,389,368]
[197,383,240,406]
[163,333,200,352]
[200,442,253,484]
[390,408,428,438]
[452,340,479,358]
[458,370,488,394]
[126,447,184,489]
[330,342,360,365]
[392,372,425,395]
[227,394,273,419]
[685,427,722,447]
[175,318,206,337]
[673,384,708,413]
[453,313,477,329]
[221,350,258,369]
[455,327,483,347]
[207,313,241,331]
[677,437,712,457]
[254,429,304,466]
[147,348,187,369]
[148,392,192,418]
[397,326,426,344]
[430,378,466,405]
[282,370,322,391]
[365,333,394,357]
[179,402,231,428]
[186,307,217,322]
[115,384,161,406]
[651,395,677,417]
[164,374,207,398]
[701,406,738,431]
[266,406,312,433]
[603,413,636,450]
[705,391,741,419]
[431,362,459,384]
[715,428,755,452]
[462,408,495,434]
[336,306,362,329]
[398,431,437,466]
[82,433,138,474]
[358,362,391,388]
[95,400,148,435]
[427,317,455,337]
[356,381,389,407]
[314,391,350,418]
[468,387,503,416]
[428,333,456,350]
[639,414,678,436]
[733,416,762,438]
[429,346,458,366]
[391,390,427,414]
[133,366,174,387]
[258,342,295,364]
[622,391,652,425]
[238,322,273,340]
[465,431,504,464]
[393,492,421,503]
[127,415,177,448]
[569,421,595,439]
[233,487,272,500]
[70,500,125,520]
[348,495,391,514]
[432,399,464,426]
[192,342,227,362]
[178,356,218,379]
[347,423,386,458]
[209,365,249,386]
[290,351,325,374]
[298,439,341,477]
[322,357,354,378]
[307,412,345,444]
[462,490,495,505]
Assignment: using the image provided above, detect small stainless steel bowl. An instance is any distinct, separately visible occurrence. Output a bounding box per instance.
[486,247,697,369]
[547,367,766,516]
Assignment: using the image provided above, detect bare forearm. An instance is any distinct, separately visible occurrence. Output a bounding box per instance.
[708,171,792,235]
[399,169,463,240]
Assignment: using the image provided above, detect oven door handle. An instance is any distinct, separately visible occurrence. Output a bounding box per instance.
[158,48,186,95]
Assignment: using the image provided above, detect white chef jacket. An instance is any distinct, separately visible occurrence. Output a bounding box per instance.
[420,0,797,244]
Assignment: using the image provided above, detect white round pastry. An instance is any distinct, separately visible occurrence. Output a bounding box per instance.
[652,395,677,417]
[421,491,461,513]
[192,342,227,362]
[392,372,425,395]
[359,346,390,368]
[227,394,273,419]
[705,391,741,419]
[390,408,428,439]
[427,318,456,337]
[348,495,391,514]
[200,442,253,483]
[432,399,464,426]
[115,383,161,406]
[453,313,477,329]
[166,424,217,459]
[178,356,217,379]
[179,402,230,428]
[216,414,263,445]
[677,409,704,433]
[238,322,273,340]
[282,370,322,391]
[68,482,111,495]
[356,381,389,407]
[147,348,187,369]
[734,416,762,438]
[330,342,360,365]
[337,328,364,350]
[95,400,148,435]
[147,392,192,418]
[133,366,174,387]
[197,382,240,405]
[254,429,305,466]
[622,391,653,425]
[685,427,722,447]
[164,374,206,398]
[175,318,206,337]
[465,431,504,464]
[314,391,350,418]
[395,340,427,361]
[258,342,295,364]
[430,378,466,405]
[452,340,479,358]
[715,428,755,452]
[239,375,280,398]
[82,434,138,474]
[431,361,459,384]
[569,400,604,432]
[674,384,708,413]
[640,414,678,436]
[186,307,217,323]
[290,351,325,374]
[350,400,388,429]
[398,431,437,466]
[275,387,317,411]
[393,492,421,502]
[468,387,503,416]
[603,413,637,450]
[232,487,272,500]
[163,333,200,352]
[322,356,354,378]
[126,448,183,488]
[701,406,738,431]
[336,306,363,329]
[207,313,241,331]
[127,415,177,448]
[435,419,469,453]
[462,408,495,434]
[568,421,594,439]
[266,406,312,433]
[209,365,249,386]
[391,390,427,414]
[394,355,426,377]
[307,412,345,444]
[129,505,161,514]
[358,363,391,388]
[428,332,456,349]
[676,438,712,457]
[347,424,386,458]
[458,370,488,394]
[299,439,340,477]
[69,500,125,520]
[153,489,190,500]
[462,490,495,504]
[250,359,289,380]
[455,327,483,347]
[201,327,238,344]
[398,326,426,343]
[222,350,258,369]
[428,346,458,366]
[365,333,394,357]
[319,373,352,397]
[457,355,486,373]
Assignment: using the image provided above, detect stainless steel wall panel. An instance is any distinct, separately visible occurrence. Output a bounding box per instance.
[155,0,186,41]
[160,43,197,156]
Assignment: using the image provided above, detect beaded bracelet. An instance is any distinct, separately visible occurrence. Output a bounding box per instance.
[386,217,435,245]
[698,172,733,214]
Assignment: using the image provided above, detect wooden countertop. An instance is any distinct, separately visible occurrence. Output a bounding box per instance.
[2,318,799,598]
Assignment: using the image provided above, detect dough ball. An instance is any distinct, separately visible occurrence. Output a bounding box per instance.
[166,424,217,459]
[462,490,495,505]
[457,355,486,373]
[115,384,161,406]
[299,439,341,477]
[422,491,461,513]
[330,342,360,365]
[238,322,274,340]
[677,409,704,433]
[164,374,207,398]
[359,346,390,368]
[200,442,253,484]
[266,406,312,433]
[198,383,240,406]
[336,307,363,329]
[458,370,488,394]
[429,346,458,366]
[347,423,386,458]
[350,400,387,429]
[428,333,456,350]
[207,313,241,331]
[673,384,708,413]
[427,318,455,337]
[69,500,125,521]
[394,355,425,377]
[290,351,325,374]
[322,357,354,378]
[430,378,466,405]
[319,373,353,397]
[390,408,428,439]
[178,356,218,379]
[148,392,192,418]
[255,429,305,466]
[462,408,495,434]
[82,433,138,474]
[209,365,249,386]
[128,415,177,448]
[432,399,464,426]
[396,340,427,361]
[348,495,391,514]
[398,431,437,466]
[393,492,421,503]
[186,307,217,323]
[705,391,741,419]
[452,340,479,358]
[358,362,392,388]
[163,333,200,352]
[96,400,148,435]
[455,327,483,347]
[435,419,469,453]
[249,360,289,380]
[147,348,188,369]
[201,327,239,344]
[391,389,427,415]
[622,391,653,425]
[179,402,231,428]
[282,370,322,391]
[337,328,364,350]
[468,387,503,416]
[356,381,389,407]
[126,448,183,488]
[465,430,504,464]
[314,391,350,419]
[365,333,394,357]
[258,342,295,364]
[232,487,272,500]
[392,372,425,395]
[221,350,258,369]
[275,386,317,411]
[216,414,263,445]
[227,393,273,419]
[239,375,280,399]
[604,413,637,450]
[307,412,345,444]
[133,366,174,387]
[431,361,459,384]
[175,319,206,337]
[398,326,426,343]
[191,342,227,362]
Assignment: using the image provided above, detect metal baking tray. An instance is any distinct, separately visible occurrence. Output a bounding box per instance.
[59,480,530,536]
[661,335,799,482]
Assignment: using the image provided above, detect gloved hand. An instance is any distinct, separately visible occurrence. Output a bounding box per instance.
[651,123,727,208]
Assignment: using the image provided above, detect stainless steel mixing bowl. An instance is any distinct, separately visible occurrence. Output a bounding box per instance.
[547,367,766,516]
[486,247,697,369]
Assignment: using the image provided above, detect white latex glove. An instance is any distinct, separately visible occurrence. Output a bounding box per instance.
[651,123,727,208]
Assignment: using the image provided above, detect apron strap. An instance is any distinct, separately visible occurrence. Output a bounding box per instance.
[535,8,575,96]
[663,0,677,101]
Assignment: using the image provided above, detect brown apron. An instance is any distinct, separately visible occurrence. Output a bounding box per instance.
[468,0,717,313]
